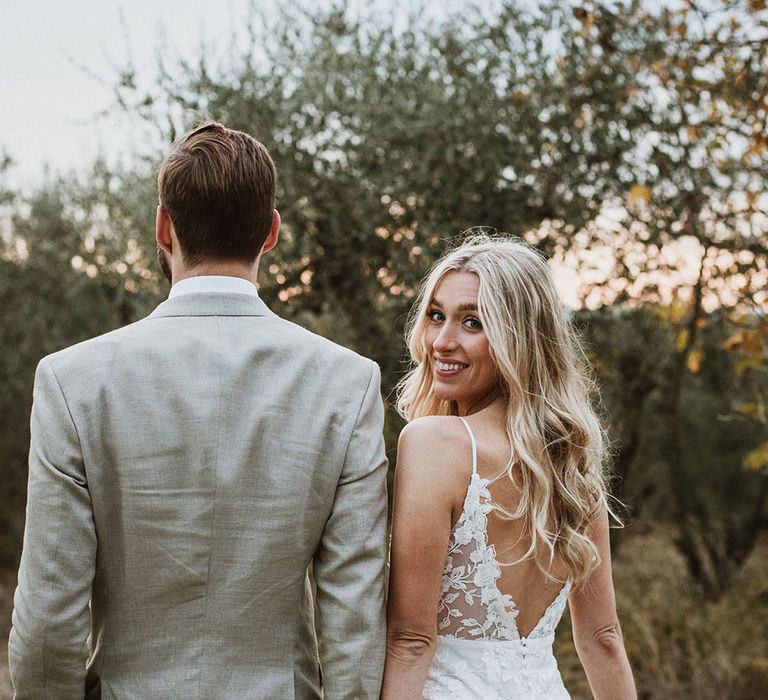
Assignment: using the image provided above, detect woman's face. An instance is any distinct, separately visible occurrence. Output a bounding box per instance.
[424,270,499,415]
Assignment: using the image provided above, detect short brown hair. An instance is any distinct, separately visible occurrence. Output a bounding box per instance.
[158,121,276,265]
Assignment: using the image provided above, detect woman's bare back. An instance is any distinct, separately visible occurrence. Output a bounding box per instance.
[460,410,570,639]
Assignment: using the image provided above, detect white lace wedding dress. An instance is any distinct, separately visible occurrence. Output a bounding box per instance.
[423,418,571,699]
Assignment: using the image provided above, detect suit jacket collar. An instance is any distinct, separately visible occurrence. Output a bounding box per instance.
[147,292,276,319]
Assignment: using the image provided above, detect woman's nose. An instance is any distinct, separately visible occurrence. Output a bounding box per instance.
[432,324,457,352]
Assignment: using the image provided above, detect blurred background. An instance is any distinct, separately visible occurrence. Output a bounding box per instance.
[1,0,767,697]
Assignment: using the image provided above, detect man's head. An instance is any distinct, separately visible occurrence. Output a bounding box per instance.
[156,121,278,281]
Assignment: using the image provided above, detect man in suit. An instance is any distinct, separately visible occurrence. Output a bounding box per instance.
[9,122,389,699]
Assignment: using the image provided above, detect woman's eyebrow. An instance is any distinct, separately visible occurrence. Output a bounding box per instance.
[430,298,477,312]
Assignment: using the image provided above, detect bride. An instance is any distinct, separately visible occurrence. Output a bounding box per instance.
[381,235,636,699]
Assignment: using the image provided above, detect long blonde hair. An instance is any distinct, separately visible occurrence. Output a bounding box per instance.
[397,234,611,586]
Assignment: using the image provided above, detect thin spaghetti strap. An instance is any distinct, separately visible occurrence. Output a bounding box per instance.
[458,417,478,475]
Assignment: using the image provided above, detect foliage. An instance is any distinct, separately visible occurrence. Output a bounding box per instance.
[577,306,767,596]
[562,0,768,595]
[724,317,768,471]
[109,0,683,380]
[0,0,766,594]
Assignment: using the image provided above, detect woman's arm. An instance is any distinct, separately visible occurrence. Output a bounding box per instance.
[568,508,636,700]
[380,419,464,700]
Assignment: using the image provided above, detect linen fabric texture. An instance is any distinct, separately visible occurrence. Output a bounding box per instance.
[9,292,389,699]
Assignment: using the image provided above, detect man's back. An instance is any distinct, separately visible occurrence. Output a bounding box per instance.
[10,292,388,699]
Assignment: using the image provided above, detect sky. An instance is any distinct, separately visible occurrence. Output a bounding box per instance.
[1,1,305,189]
[2,0,487,191]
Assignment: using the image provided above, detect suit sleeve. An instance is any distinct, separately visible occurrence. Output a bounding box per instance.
[9,358,96,699]
[313,360,389,700]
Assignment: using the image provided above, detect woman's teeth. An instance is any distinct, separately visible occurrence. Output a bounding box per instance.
[436,361,465,371]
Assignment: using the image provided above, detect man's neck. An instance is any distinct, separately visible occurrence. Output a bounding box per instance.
[172,259,259,286]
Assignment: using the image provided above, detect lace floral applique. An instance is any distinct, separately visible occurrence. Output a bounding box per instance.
[437,473,521,640]
[426,418,573,699]
[436,472,572,642]
[422,647,470,699]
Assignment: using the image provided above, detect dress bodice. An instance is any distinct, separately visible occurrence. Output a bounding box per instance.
[424,418,573,699]
[436,418,571,642]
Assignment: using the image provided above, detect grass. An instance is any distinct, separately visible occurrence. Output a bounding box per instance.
[1,524,766,699]
[555,523,768,699]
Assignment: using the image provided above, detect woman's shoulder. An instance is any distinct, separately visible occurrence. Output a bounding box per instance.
[395,416,475,515]
[397,416,474,473]
[399,415,470,447]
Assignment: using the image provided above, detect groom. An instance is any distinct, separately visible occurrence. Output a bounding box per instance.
[9,122,389,699]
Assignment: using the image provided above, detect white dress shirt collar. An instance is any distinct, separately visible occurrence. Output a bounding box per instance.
[168,275,259,299]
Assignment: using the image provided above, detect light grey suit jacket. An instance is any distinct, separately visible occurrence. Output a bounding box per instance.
[9,292,389,699]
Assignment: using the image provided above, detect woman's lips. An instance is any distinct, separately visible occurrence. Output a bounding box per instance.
[434,360,468,376]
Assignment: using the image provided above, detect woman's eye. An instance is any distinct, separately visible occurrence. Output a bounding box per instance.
[464,317,483,330]
[426,310,445,322]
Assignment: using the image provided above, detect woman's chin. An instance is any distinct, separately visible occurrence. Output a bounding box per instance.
[433,387,460,403]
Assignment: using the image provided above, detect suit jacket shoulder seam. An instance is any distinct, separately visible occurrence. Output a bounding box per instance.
[39,357,85,465]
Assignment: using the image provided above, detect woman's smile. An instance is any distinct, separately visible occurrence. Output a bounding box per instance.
[434,359,469,375]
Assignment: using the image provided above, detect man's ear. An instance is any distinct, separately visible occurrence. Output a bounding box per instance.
[156,205,173,254]
[261,209,280,255]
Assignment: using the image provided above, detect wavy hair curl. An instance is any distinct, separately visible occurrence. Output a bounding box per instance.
[397,233,613,586]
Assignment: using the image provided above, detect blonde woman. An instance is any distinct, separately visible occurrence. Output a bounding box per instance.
[382,235,636,699]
